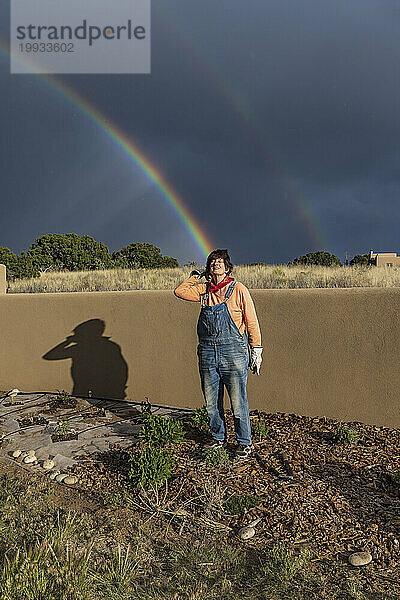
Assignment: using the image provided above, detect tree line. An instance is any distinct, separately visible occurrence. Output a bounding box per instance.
[252,251,370,268]
[0,236,372,281]
[0,234,179,280]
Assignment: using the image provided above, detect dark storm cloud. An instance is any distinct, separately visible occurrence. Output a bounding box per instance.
[1,0,400,263]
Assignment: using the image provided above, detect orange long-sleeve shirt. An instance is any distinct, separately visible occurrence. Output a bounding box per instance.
[174,276,262,347]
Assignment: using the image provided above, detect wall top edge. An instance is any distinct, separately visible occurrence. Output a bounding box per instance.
[2,286,400,299]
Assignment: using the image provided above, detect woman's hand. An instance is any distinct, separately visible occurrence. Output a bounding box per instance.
[190,270,206,278]
[250,347,263,375]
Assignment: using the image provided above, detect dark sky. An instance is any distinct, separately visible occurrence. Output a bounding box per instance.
[1,0,400,265]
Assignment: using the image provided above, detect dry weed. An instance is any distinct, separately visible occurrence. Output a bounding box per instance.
[8,264,400,293]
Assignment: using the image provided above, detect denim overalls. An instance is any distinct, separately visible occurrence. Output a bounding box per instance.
[197,280,252,445]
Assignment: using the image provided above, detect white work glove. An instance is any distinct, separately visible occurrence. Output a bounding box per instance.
[249,347,263,375]
[190,269,206,278]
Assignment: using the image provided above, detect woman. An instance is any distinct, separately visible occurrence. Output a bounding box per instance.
[174,249,262,460]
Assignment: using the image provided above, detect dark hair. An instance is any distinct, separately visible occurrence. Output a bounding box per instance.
[205,249,234,279]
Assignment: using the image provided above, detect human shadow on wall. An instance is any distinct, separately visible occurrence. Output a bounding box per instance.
[43,319,128,399]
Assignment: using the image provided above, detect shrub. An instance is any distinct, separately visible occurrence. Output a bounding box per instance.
[191,406,209,428]
[251,416,269,441]
[139,413,185,447]
[291,251,341,267]
[224,493,262,514]
[28,233,114,272]
[54,419,70,437]
[350,253,369,266]
[112,242,179,269]
[262,543,311,584]
[202,447,229,468]
[128,446,173,489]
[332,424,359,445]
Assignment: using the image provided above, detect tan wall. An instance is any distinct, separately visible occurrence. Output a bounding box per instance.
[0,288,399,427]
[0,265,6,295]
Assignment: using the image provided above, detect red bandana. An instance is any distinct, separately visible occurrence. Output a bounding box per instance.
[209,276,234,294]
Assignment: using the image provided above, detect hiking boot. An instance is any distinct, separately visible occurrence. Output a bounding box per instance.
[235,444,253,460]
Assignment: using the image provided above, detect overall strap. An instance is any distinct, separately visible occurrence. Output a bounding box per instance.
[202,282,210,305]
[224,280,236,300]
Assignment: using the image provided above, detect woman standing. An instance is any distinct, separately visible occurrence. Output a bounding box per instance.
[174,249,262,460]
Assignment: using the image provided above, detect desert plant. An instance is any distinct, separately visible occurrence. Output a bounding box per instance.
[260,543,311,584]
[56,389,71,401]
[224,493,262,515]
[139,413,185,447]
[272,267,288,285]
[128,446,174,489]
[191,406,209,427]
[202,446,229,468]
[94,544,139,598]
[54,419,70,437]
[332,424,359,445]
[251,416,269,441]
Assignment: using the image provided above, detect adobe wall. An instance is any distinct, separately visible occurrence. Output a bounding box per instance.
[0,287,399,427]
[0,265,6,294]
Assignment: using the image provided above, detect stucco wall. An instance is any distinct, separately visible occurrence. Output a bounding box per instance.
[0,265,6,295]
[0,288,399,427]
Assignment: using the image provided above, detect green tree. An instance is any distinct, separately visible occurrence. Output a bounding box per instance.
[349,253,369,266]
[0,247,18,279]
[112,242,179,269]
[0,247,40,280]
[291,251,341,267]
[14,252,40,279]
[27,233,113,272]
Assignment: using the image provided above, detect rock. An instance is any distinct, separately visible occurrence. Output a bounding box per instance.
[12,450,22,458]
[63,475,78,485]
[348,552,372,567]
[239,526,255,540]
[43,459,55,470]
[49,471,60,480]
[23,456,37,464]
[56,474,68,483]
[26,450,36,458]
[247,518,262,528]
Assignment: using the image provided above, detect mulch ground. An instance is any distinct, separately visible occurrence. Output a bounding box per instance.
[70,409,400,580]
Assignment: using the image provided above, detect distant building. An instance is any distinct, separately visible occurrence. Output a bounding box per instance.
[369,250,400,267]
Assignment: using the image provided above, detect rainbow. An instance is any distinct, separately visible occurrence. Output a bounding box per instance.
[2,39,214,260]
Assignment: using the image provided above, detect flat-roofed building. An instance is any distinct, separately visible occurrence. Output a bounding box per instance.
[369,250,400,266]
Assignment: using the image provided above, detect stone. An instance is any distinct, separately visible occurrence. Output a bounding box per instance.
[49,471,60,480]
[63,475,78,485]
[348,552,372,567]
[23,456,37,464]
[56,474,68,483]
[43,459,55,470]
[239,526,255,540]
[12,449,22,458]
[26,450,36,458]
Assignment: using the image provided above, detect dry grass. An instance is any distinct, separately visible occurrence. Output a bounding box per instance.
[7,264,400,293]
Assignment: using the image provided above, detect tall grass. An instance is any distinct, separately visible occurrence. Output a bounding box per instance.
[8,264,400,293]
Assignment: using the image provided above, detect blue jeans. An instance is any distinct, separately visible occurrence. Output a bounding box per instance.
[198,341,252,445]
